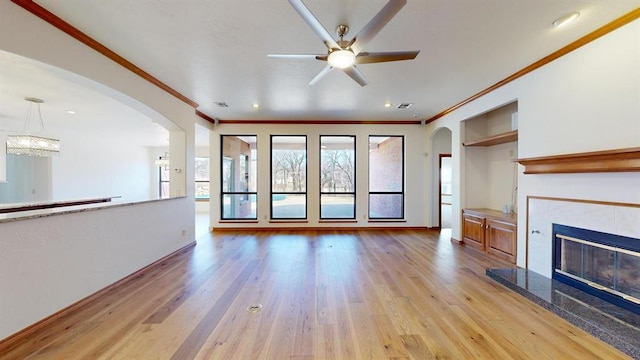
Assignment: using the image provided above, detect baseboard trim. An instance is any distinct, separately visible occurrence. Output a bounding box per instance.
[212,226,431,232]
[451,237,463,245]
[0,241,197,351]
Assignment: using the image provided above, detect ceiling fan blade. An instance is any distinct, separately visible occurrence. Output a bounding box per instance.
[356,50,419,64]
[342,65,368,87]
[350,0,407,55]
[268,54,325,60]
[289,0,340,50]
[309,65,333,85]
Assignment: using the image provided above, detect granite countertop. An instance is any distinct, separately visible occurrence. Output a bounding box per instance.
[487,268,640,359]
[0,196,186,223]
[0,196,119,211]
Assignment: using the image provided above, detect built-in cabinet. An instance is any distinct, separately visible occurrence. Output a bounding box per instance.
[462,208,517,263]
[462,101,519,263]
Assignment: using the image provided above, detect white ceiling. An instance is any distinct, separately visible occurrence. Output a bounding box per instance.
[1,1,639,145]
[0,50,174,147]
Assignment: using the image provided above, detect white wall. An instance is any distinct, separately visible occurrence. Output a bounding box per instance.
[210,124,429,228]
[0,132,6,182]
[0,155,52,203]
[195,145,210,213]
[0,2,196,199]
[0,1,197,340]
[51,128,157,202]
[427,19,640,268]
[0,199,193,340]
[463,143,518,212]
[486,142,518,212]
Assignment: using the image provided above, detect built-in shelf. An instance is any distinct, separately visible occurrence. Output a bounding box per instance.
[463,130,518,147]
[517,147,640,174]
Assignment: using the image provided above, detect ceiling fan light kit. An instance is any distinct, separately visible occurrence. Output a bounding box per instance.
[269,0,420,86]
[327,49,356,69]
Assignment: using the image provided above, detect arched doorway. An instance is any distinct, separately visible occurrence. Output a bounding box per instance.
[430,127,452,229]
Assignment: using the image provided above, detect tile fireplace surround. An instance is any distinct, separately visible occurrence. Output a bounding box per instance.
[487,197,640,358]
[527,197,640,278]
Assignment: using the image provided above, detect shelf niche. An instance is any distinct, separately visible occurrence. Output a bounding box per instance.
[462,100,519,231]
[463,130,518,147]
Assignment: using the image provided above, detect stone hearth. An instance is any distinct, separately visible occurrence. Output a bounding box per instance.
[487,268,640,358]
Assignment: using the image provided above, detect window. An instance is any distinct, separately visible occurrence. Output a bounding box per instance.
[368,136,404,219]
[195,157,210,200]
[157,155,209,200]
[159,160,169,199]
[221,136,257,219]
[320,136,355,219]
[271,135,307,219]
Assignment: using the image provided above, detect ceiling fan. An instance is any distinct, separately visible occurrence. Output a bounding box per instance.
[268,0,420,87]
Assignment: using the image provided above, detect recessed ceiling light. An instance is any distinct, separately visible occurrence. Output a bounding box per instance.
[384,102,392,108]
[252,103,260,109]
[553,12,580,28]
[66,110,76,114]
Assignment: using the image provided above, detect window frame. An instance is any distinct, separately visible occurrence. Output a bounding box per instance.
[368,135,405,220]
[319,135,356,220]
[158,159,170,199]
[194,156,210,201]
[270,135,308,220]
[220,135,258,220]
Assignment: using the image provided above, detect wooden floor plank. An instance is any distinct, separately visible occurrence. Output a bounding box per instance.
[1,229,632,360]
[169,260,258,360]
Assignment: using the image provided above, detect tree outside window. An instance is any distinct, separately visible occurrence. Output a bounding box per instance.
[320,136,355,219]
[271,135,307,219]
[195,157,210,200]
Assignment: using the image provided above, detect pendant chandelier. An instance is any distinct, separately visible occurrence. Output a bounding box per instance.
[6,97,60,157]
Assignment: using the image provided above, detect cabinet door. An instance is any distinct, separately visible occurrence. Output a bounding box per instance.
[486,218,517,263]
[462,213,485,251]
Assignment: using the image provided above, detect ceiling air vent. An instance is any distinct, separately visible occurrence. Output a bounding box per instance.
[397,103,413,109]
[214,102,229,108]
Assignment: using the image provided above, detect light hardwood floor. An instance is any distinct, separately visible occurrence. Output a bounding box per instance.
[1,229,630,359]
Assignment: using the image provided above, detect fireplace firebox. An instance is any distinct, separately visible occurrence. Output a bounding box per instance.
[552,224,640,315]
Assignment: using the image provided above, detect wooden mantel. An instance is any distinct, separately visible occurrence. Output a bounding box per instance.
[517,147,640,174]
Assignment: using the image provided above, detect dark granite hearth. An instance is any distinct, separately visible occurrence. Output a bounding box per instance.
[487,268,640,359]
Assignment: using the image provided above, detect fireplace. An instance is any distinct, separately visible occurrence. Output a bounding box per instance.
[552,224,640,315]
